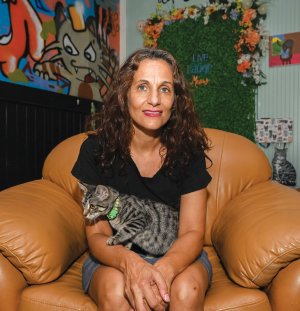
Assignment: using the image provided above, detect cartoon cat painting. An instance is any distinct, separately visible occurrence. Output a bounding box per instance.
[34,2,118,101]
[0,0,44,78]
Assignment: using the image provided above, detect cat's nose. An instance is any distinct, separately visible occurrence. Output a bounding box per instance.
[83,209,88,216]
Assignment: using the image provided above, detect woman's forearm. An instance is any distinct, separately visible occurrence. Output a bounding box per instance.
[87,231,143,273]
[154,230,204,280]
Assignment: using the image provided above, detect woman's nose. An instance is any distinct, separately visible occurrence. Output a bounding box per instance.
[148,89,160,106]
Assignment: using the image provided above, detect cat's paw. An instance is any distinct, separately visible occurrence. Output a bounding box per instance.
[125,242,133,249]
[106,236,118,245]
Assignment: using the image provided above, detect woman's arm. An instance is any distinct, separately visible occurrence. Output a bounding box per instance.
[154,188,207,287]
[86,219,170,311]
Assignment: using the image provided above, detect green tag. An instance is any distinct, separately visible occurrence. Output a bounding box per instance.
[107,197,120,220]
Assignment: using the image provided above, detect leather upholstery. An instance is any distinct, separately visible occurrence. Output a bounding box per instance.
[212,181,300,288]
[204,128,271,244]
[1,128,300,311]
[266,258,300,310]
[1,179,86,284]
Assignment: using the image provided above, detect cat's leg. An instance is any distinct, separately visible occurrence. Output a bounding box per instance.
[134,228,177,256]
[106,221,145,246]
[124,242,133,250]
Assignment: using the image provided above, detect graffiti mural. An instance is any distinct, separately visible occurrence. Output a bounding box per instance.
[0,0,120,102]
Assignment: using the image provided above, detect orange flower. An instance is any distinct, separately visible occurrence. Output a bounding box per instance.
[234,37,245,52]
[222,14,228,20]
[144,21,164,42]
[245,29,260,47]
[241,9,256,27]
[237,60,251,73]
[171,8,184,21]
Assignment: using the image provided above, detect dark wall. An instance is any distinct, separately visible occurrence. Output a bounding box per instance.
[0,82,93,191]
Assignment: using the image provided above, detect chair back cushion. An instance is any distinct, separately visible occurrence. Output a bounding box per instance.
[42,133,88,204]
[204,128,272,244]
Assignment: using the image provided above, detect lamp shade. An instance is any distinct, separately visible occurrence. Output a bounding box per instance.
[255,118,293,144]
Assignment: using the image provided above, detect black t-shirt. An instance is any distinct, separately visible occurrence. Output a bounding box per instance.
[72,135,212,209]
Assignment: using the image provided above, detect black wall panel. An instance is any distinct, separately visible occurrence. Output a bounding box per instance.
[0,82,93,190]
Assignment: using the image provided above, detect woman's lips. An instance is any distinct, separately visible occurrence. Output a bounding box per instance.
[143,110,162,117]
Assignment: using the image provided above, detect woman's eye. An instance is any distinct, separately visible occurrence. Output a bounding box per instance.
[161,86,170,93]
[137,85,147,91]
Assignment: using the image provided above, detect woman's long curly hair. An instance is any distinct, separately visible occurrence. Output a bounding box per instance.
[88,48,211,175]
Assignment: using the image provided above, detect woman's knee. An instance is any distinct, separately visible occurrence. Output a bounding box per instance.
[171,277,205,305]
[89,267,130,311]
[170,263,208,307]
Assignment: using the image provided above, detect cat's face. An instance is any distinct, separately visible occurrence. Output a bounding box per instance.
[274,147,287,160]
[53,4,108,89]
[79,183,119,220]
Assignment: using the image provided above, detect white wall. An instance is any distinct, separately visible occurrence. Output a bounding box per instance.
[258,0,300,187]
[124,0,300,187]
[120,0,127,64]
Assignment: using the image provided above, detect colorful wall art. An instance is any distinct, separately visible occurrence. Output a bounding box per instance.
[0,0,120,102]
[269,31,300,67]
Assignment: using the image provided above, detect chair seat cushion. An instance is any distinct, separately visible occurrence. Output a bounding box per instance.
[19,253,96,311]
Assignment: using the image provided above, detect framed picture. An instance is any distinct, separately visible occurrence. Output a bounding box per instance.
[269,31,300,67]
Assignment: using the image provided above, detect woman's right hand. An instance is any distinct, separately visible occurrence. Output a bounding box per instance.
[86,221,169,310]
[123,253,170,311]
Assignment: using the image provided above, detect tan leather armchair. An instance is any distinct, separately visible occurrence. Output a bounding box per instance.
[1,128,300,311]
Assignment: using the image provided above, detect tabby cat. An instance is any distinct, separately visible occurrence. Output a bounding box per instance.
[272,147,297,186]
[79,183,179,256]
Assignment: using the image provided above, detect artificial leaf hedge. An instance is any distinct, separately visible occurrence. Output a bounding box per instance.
[157,13,256,141]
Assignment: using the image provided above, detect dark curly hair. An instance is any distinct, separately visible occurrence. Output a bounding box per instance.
[87,48,211,175]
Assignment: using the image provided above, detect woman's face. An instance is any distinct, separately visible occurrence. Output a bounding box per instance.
[127,59,175,136]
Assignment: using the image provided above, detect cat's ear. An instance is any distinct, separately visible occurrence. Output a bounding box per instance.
[86,16,97,37]
[54,2,67,31]
[78,182,88,194]
[95,185,109,200]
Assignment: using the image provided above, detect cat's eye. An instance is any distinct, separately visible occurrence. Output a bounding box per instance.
[63,34,79,56]
[84,44,96,62]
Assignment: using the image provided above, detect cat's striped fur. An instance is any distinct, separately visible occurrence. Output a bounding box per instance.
[272,147,297,186]
[79,183,179,256]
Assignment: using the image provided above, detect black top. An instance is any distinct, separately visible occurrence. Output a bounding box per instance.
[72,135,212,209]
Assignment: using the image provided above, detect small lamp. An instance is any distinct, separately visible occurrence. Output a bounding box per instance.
[255,118,296,186]
[255,117,293,146]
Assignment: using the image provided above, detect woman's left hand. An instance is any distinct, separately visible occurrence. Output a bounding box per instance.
[123,254,170,311]
[153,260,175,292]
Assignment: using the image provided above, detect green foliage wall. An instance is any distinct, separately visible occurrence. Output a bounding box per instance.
[157,14,256,141]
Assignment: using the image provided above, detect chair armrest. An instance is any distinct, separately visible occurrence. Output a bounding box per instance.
[0,253,27,311]
[0,180,87,284]
[266,258,300,310]
[212,181,300,288]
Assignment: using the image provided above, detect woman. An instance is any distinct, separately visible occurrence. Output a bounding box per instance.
[72,48,212,311]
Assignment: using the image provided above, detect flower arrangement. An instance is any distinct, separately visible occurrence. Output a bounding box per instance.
[142,0,269,85]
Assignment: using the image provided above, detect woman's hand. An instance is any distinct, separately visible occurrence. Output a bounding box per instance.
[123,254,170,311]
[153,260,175,292]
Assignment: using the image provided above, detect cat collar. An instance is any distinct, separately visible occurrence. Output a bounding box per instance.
[107,197,120,220]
